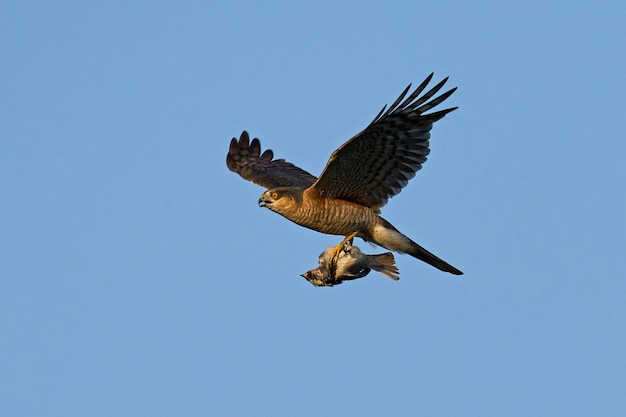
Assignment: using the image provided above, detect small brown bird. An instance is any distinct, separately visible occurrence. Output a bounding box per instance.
[227,73,462,275]
[302,243,400,287]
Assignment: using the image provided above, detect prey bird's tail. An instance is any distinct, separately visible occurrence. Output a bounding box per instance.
[369,253,400,281]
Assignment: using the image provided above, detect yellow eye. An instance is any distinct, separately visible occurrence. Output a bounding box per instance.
[271,191,279,199]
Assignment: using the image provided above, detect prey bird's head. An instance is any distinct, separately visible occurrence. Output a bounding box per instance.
[258,187,303,215]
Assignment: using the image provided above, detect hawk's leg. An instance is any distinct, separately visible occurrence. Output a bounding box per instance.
[329,232,358,270]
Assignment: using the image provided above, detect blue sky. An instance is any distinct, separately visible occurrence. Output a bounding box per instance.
[1,1,625,416]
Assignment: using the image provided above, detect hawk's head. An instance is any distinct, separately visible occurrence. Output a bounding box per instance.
[258,187,303,216]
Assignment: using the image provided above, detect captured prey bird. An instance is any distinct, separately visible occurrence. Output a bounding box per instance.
[226,73,462,275]
[301,243,399,287]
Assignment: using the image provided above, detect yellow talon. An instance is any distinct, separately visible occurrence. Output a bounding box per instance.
[329,232,358,269]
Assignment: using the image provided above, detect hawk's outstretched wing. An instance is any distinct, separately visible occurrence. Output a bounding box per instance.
[311,73,457,211]
[227,131,317,189]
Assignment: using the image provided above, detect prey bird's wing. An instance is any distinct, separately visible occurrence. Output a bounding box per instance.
[227,131,317,189]
[311,73,457,211]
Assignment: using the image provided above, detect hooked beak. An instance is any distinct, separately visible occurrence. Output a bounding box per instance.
[258,191,271,208]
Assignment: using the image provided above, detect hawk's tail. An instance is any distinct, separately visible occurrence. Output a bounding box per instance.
[371,219,463,275]
[405,240,463,275]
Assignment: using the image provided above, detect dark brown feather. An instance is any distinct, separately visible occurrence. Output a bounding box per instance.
[226,131,317,189]
[311,74,457,210]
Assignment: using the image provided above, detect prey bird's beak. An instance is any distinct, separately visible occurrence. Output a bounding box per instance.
[258,197,266,207]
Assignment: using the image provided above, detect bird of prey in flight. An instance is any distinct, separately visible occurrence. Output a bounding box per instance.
[227,73,462,275]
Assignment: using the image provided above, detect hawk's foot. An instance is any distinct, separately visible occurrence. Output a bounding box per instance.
[329,232,358,269]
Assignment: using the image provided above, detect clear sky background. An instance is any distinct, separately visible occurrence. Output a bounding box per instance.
[1,1,625,416]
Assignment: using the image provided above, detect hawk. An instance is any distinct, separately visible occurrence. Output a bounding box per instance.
[227,73,462,275]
